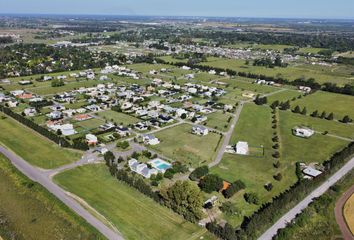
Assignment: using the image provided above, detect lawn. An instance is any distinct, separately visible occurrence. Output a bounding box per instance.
[54,164,215,240]
[267,89,303,103]
[30,80,99,95]
[344,193,354,235]
[96,110,139,126]
[211,104,295,226]
[149,124,224,167]
[74,118,105,131]
[0,114,80,169]
[0,154,104,240]
[291,91,354,120]
[200,57,353,85]
[205,111,233,131]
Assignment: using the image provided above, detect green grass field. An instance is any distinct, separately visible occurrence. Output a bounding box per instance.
[205,112,233,131]
[54,164,215,240]
[0,114,80,169]
[149,124,223,167]
[200,57,353,86]
[291,91,354,120]
[74,118,105,131]
[96,110,139,125]
[0,154,104,240]
[267,90,303,103]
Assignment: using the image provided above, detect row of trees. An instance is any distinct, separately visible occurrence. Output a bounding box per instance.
[0,105,88,151]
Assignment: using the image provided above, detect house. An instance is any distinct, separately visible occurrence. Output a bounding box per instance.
[24,107,37,117]
[142,134,160,145]
[96,147,108,155]
[19,80,32,85]
[128,159,158,179]
[48,111,62,120]
[51,104,65,111]
[194,115,208,124]
[298,86,312,93]
[192,125,209,136]
[116,126,130,137]
[158,114,174,123]
[293,127,315,138]
[48,123,76,136]
[303,167,322,178]
[100,122,115,131]
[235,141,249,155]
[86,134,98,145]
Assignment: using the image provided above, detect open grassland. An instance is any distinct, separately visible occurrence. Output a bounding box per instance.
[54,164,215,240]
[344,193,354,235]
[96,110,139,125]
[211,104,296,225]
[201,57,353,85]
[267,89,303,103]
[149,123,223,167]
[279,111,354,140]
[0,154,104,240]
[291,91,354,120]
[0,114,80,169]
[74,118,105,131]
[205,111,233,131]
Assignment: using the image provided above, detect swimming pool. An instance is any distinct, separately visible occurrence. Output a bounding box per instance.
[149,159,172,172]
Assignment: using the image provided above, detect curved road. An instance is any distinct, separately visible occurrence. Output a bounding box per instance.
[0,145,124,240]
[335,184,354,240]
[258,155,354,240]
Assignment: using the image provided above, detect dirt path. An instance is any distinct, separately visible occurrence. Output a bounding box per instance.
[335,184,354,240]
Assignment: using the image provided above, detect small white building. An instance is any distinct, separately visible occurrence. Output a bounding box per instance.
[235,141,249,155]
[192,125,209,136]
[303,167,322,178]
[86,134,98,145]
[142,134,160,145]
[293,127,315,138]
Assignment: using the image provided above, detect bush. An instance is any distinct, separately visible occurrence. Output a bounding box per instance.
[223,180,246,198]
[199,174,224,193]
[244,192,260,205]
[189,165,209,181]
[274,173,283,181]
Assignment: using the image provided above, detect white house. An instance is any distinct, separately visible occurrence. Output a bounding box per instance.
[48,123,76,136]
[192,125,209,136]
[303,167,322,178]
[24,107,37,117]
[86,134,98,145]
[235,141,249,155]
[128,159,158,179]
[142,134,160,145]
[293,127,315,138]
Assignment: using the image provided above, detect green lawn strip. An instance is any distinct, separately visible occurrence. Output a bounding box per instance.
[148,123,224,167]
[0,114,80,169]
[96,110,139,125]
[54,164,216,240]
[205,111,233,131]
[0,154,104,240]
[267,89,303,103]
[291,91,354,120]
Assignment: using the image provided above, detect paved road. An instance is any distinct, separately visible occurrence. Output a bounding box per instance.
[335,184,354,240]
[0,145,124,240]
[208,101,245,168]
[258,155,354,240]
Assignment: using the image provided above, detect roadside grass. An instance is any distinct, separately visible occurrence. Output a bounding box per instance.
[205,111,233,131]
[54,164,216,240]
[148,123,224,167]
[344,193,354,235]
[0,154,104,240]
[291,91,354,120]
[0,114,80,169]
[96,110,139,126]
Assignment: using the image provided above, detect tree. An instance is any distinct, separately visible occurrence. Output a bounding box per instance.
[164,169,175,179]
[264,183,273,191]
[279,100,290,110]
[199,174,224,193]
[189,166,209,181]
[161,181,204,222]
[220,202,239,216]
[320,111,327,119]
[326,112,334,120]
[180,113,187,119]
[292,105,301,114]
[104,151,115,166]
[270,100,280,109]
[311,110,318,117]
[274,173,283,181]
[301,107,307,115]
[341,115,353,123]
[244,192,260,205]
[223,180,246,198]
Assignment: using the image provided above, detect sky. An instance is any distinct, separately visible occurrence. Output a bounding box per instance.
[0,0,353,19]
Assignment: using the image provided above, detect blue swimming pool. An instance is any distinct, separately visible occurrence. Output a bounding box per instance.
[156,163,171,170]
[149,159,172,172]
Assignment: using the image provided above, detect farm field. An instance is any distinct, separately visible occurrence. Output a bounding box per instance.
[200,57,353,85]
[344,193,354,235]
[291,91,354,120]
[149,123,224,167]
[0,114,80,169]
[96,110,140,126]
[267,89,303,103]
[0,154,103,240]
[54,164,215,240]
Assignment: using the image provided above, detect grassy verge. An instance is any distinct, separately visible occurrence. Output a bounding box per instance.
[0,154,105,240]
